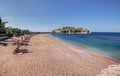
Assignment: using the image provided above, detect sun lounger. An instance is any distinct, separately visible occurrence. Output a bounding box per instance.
[13,40,28,54]
[0,41,8,46]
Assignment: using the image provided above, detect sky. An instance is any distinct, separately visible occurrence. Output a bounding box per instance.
[0,0,120,32]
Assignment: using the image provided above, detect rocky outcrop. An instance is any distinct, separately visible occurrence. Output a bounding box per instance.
[97,64,120,76]
[52,26,90,34]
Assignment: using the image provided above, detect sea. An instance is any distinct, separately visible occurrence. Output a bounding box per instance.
[51,32,120,62]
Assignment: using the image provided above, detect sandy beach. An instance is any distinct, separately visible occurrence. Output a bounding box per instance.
[0,34,119,76]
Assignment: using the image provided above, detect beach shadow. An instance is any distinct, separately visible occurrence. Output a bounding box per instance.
[13,42,29,46]
[0,42,7,46]
[13,48,31,54]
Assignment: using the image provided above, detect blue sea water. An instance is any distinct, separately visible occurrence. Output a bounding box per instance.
[51,32,120,62]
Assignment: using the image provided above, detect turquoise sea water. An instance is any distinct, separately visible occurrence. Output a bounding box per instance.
[51,32,120,62]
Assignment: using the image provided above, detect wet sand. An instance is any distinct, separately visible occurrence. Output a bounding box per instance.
[0,34,119,76]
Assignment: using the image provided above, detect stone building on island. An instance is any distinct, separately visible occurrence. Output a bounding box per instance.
[52,26,90,34]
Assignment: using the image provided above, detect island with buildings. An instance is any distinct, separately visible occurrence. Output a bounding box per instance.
[52,26,91,34]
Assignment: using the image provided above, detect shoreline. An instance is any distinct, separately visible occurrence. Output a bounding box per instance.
[49,34,119,64]
[50,34,120,63]
[0,34,119,76]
